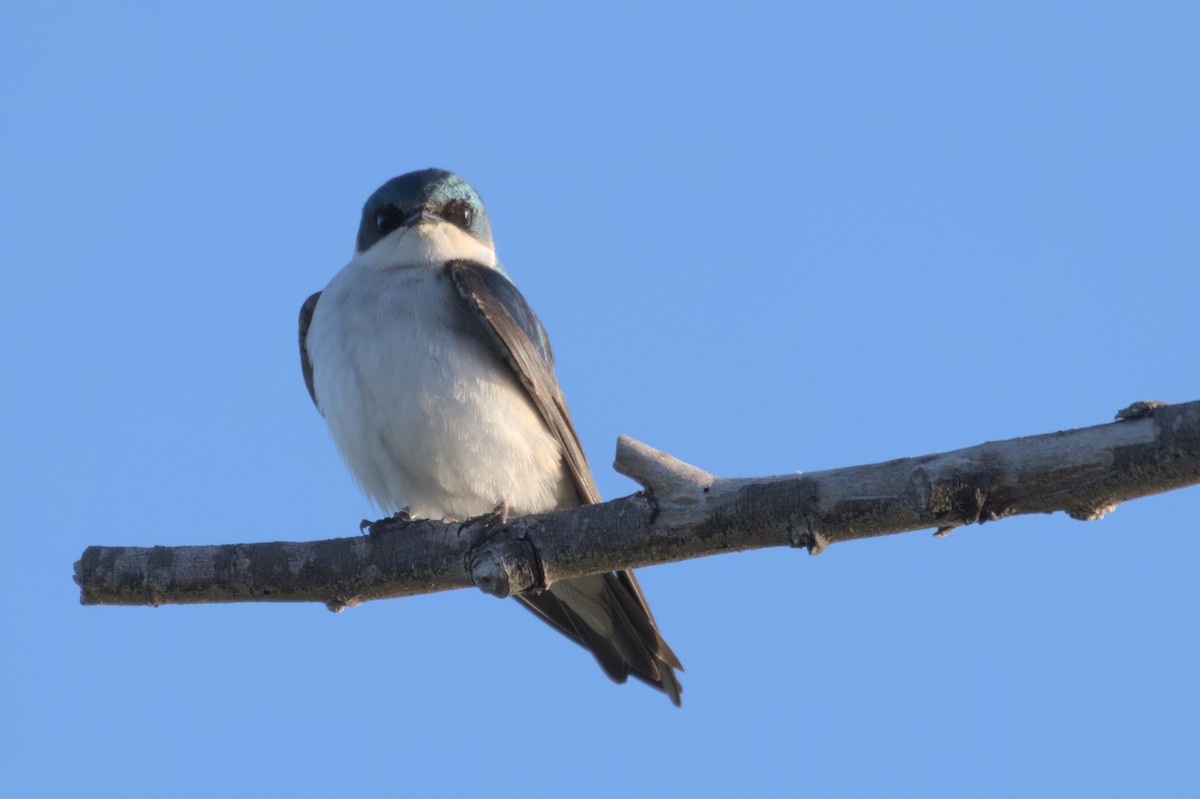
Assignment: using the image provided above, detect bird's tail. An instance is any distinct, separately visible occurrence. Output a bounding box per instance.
[516,570,683,706]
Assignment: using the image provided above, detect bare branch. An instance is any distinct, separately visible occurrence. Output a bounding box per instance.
[76,400,1200,610]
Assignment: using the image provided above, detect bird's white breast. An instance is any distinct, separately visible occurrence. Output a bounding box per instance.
[305,246,576,520]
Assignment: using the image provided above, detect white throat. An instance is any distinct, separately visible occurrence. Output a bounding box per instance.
[355,221,497,270]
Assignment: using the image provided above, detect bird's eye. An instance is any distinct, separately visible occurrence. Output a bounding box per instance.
[375,206,405,236]
[442,200,474,230]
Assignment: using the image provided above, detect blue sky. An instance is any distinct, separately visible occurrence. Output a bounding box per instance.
[3,2,1198,796]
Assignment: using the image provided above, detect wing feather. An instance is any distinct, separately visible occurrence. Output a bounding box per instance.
[447,262,600,505]
[448,261,682,705]
[298,291,322,411]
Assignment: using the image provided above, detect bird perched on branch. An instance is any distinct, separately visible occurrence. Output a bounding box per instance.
[299,169,682,704]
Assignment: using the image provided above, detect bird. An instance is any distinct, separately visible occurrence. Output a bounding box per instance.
[299,168,682,704]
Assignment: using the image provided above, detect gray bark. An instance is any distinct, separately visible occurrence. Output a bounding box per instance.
[75,400,1200,612]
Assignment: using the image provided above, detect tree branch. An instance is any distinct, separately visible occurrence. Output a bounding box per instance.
[75,400,1200,611]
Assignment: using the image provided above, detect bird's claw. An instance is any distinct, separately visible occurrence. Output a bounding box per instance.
[485,501,509,528]
[360,508,413,538]
[459,501,510,544]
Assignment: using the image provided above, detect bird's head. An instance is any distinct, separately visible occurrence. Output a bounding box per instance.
[354,169,498,269]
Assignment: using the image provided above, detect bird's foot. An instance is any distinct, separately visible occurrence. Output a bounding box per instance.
[485,501,509,528]
[360,508,413,538]
[458,501,510,545]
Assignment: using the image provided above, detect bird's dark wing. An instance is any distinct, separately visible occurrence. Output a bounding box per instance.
[448,261,599,505]
[448,260,682,705]
[299,291,322,412]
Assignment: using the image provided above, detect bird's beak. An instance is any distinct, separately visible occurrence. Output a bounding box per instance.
[403,209,443,227]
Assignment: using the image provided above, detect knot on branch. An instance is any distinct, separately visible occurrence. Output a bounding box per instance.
[1066,501,1120,522]
[912,459,991,525]
[787,518,829,555]
[782,479,825,554]
[1116,400,1171,421]
[468,531,541,598]
[325,595,362,613]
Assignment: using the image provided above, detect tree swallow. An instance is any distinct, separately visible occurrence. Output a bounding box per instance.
[299,169,683,704]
